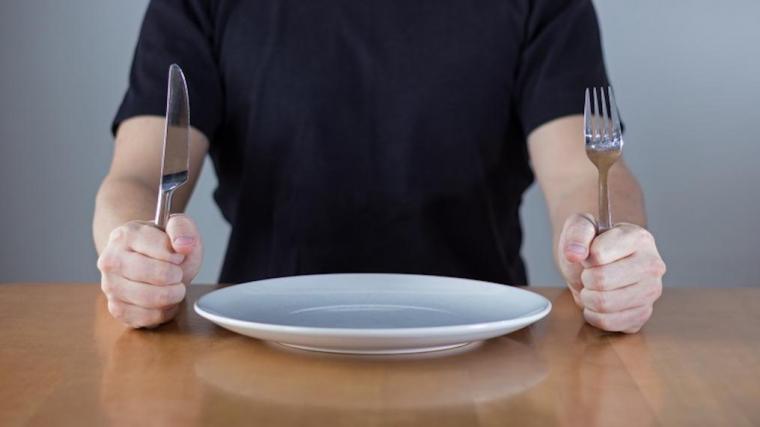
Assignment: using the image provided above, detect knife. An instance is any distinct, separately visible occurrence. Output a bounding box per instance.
[154,64,190,230]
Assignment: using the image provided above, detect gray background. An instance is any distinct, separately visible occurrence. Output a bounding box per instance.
[1,1,758,286]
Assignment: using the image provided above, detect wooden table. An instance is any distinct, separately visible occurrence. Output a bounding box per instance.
[1,284,759,426]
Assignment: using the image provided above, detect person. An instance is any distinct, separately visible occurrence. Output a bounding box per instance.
[94,0,666,332]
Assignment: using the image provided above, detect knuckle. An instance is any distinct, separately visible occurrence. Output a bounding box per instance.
[144,310,164,327]
[641,305,653,322]
[596,315,614,331]
[594,293,611,313]
[637,228,655,245]
[646,283,663,302]
[100,278,115,296]
[122,222,140,239]
[96,254,106,272]
[152,288,176,308]
[650,259,667,277]
[107,300,125,319]
[654,284,663,300]
[162,305,179,321]
[582,268,606,290]
[97,252,120,273]
[125,221,143,232]
[133,224,159,245]
[122,222,150,245]
[141,307,175,328]
[131,310,162,328]
[108,226,125,243]
[629,308,651,330]
[609,225,627,239]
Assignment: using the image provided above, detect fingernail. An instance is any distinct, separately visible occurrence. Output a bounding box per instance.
[567,243,587,256]
[174,236,195,246]
[170,254,185,264]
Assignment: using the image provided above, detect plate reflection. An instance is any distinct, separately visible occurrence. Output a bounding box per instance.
[194,336,548,411]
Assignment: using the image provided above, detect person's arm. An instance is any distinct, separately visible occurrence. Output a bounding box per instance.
[93,116,209,328]
[528,115,666,333]
[93,116,207,252]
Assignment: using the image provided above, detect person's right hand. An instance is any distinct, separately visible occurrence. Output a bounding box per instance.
[97,214,203,328]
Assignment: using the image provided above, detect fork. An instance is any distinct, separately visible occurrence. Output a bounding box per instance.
[584,86,624,234]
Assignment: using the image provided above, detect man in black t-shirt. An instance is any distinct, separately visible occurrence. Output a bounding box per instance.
[94,0,666,332]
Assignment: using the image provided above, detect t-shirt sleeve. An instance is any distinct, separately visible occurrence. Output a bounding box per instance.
[514,0,611,137]
[112,0,223,141]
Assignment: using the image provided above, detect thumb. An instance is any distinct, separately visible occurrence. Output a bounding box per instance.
[559,213,597,265]
[165,214,201,256]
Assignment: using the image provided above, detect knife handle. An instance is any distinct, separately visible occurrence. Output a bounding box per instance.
[154,189,174,230]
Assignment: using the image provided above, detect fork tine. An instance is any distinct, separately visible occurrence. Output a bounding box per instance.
[608,86,621,137]
[584,88,592,139]
[600,86,610,140]
[592,87,600,140]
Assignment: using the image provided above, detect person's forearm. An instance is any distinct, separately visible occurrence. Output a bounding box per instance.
[93,176,157,255]
[547,162,647,259]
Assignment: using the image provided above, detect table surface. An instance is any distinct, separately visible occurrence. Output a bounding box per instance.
[1,284,759,427]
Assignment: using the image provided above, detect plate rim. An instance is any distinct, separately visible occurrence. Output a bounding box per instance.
[193,273,552,337]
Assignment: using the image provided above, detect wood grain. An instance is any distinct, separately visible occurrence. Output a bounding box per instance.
[0,284,758,426]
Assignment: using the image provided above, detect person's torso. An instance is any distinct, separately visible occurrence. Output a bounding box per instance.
[206,0,534,285]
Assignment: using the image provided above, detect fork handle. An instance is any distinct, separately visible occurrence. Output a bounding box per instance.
[598,167,612,234]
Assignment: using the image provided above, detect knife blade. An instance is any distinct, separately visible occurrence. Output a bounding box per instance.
[154,64,190,230]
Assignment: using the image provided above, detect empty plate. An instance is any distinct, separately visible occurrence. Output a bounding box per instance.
[194,273,551,354]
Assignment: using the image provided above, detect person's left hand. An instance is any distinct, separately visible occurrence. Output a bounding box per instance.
[557,213,666,333]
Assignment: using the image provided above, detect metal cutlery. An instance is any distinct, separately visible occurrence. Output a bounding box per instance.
[154,64,190,230]
[584,86,623,233]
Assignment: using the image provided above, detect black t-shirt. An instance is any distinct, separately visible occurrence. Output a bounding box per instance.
[113,0,610,285]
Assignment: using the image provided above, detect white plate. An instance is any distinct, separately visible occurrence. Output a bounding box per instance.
[194,273,551,354]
